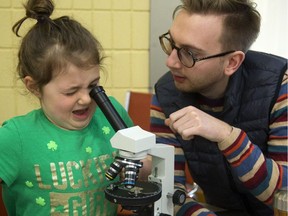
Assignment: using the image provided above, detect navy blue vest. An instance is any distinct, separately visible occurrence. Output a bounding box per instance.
[155,51,287,215]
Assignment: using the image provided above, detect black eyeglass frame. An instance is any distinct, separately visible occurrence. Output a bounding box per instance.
[159,31,235,68]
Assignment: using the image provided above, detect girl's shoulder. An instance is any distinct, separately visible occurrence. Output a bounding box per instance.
[2,109,43,128]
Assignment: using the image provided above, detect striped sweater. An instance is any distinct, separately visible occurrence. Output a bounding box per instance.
[150,71,288,216]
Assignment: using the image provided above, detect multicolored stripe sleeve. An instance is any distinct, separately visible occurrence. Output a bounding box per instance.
[150,95,186,185]
[176,200,217,216]
[218,71,288,206]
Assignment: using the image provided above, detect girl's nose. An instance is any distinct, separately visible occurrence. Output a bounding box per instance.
[78,90,91,105]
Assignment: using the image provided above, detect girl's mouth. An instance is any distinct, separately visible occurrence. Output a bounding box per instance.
[72,108,89,119]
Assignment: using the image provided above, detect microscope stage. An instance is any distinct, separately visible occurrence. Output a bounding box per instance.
[105,181,161,208]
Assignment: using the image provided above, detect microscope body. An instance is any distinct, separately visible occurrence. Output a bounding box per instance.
[89,86,185,215]
[110,126,175,215]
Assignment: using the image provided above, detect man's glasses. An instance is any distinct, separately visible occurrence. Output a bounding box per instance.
[159,31,235,68]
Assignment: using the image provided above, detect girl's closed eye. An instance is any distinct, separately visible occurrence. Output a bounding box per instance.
[88,82,99,91]
[63,87,78,96]
[64,91,77,96]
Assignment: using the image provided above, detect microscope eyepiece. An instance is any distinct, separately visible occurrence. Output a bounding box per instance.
[89,86,127,132]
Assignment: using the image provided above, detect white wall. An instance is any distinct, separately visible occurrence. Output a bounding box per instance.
[251,0,288,58]
[149,0,181,90]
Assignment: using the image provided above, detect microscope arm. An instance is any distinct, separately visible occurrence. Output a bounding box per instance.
[148,144,175,215]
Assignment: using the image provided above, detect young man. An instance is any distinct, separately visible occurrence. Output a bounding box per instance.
[150,0,287,215]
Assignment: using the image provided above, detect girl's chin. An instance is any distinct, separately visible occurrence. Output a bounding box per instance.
[66,122,89,130]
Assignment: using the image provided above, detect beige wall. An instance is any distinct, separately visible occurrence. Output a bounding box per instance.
[0,0,150,124]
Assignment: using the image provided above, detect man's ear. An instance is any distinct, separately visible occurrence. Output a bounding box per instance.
[224,51,245,76]
[23,76,41,98]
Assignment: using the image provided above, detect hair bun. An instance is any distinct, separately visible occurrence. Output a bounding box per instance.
[25,0,54,21]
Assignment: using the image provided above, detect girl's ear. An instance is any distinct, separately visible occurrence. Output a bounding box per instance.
[23,76,41,98]
[224,51,245,76]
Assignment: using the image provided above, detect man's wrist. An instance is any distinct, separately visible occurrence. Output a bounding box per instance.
[217,126,242,151]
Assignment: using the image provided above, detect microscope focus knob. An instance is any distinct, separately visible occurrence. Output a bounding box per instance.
[173,189,186,206]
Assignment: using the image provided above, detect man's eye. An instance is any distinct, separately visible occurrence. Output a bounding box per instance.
[184,48,195,56]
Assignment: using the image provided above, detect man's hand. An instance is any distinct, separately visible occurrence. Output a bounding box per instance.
[165,106,233,143]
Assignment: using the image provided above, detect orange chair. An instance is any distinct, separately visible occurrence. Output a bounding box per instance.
[0,185,8,216]
[125,91,153,131]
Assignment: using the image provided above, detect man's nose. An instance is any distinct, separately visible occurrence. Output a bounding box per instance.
[166,49,181,68]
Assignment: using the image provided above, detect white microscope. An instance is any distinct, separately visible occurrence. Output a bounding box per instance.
[90,86,186,216]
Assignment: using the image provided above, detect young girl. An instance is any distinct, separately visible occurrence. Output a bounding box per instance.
[0,0,133,215]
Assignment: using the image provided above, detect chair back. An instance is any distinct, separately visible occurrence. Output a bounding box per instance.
[125,91,152,131]
[0,186,7,216]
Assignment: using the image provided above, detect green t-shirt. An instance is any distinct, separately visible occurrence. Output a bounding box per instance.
[0,97,133,216]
